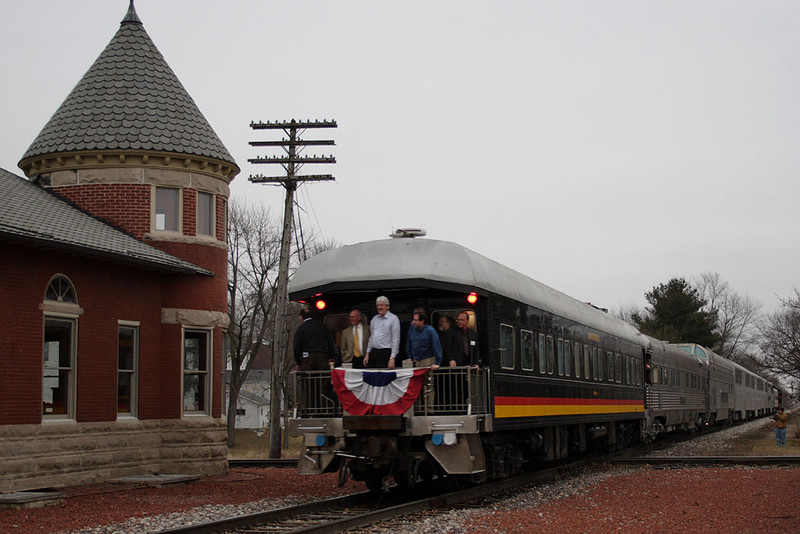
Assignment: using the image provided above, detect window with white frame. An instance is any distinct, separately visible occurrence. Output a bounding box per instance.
[43,317,76,418]
[183,329,211,414]
[42,275,79,419]
[197,191,215,237]
[117,323,139,417]
[155,187,181,232]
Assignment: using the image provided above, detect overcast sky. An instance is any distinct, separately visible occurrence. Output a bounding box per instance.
[2,1,798,313]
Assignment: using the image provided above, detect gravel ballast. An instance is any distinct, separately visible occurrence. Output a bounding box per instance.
[0,417,796,533]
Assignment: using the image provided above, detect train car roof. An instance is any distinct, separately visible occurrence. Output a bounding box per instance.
[290,237,645,344]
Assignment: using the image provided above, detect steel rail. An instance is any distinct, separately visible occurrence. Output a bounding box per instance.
[154,492,374,534]
[608,455,800,466]
[156,460,591,534]
[227,458,298,469]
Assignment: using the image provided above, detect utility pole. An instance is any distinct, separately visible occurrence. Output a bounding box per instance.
[248,119,336,458]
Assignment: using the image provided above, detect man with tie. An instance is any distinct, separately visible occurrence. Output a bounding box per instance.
[341,309,369,368]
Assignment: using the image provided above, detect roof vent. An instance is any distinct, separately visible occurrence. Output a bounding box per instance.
[390,228,426,238]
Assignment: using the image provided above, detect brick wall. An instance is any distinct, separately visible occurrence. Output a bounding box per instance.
[183,188,197,236]
[52,184,152,238]
[0,245,173,425]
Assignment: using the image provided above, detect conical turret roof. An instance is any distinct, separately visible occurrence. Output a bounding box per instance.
[20,2,237,170]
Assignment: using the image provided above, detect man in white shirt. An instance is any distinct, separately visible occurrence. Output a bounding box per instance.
[364,296,401,369]
[340,309,369,368]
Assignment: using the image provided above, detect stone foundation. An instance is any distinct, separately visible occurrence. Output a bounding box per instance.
[0,418,227,493]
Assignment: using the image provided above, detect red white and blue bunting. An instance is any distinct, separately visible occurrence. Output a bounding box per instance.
[331,368,429,415]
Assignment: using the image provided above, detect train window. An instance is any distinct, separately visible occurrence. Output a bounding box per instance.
[584,344,591,380]
[538,334,546,375]
[546,336,555,375]
[556,338,564,376]
[597,350,604,381]
[521,330,534,371]
[606,352,614,382]
[500,324,515,370]
[625,356,631,385]
[652,366,660,385]
[574,342,582,378]
[591,347,598,380]
[615,354,622,384]
[564,340,572,377]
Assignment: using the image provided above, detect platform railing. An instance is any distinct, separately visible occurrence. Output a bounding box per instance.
[292,366,490,419]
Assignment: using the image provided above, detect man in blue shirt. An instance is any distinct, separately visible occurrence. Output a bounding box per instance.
[406,311,442,411]
[406,311,442,369]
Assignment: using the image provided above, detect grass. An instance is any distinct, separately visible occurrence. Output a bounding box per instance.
[724,418,799,456]
[227,429,303,459]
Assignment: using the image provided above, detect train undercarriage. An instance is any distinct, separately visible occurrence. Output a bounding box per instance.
[289,368,644,491]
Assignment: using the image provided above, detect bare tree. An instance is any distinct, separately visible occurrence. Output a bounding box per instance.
[693,272,761,362]
[226,201,281,448]
[226,200,340,451]
[612,301,644,327]
[759,289,800,382]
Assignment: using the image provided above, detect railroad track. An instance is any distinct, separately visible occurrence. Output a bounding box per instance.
[228,458,298,469]
[610,455,800,466]
[156,460,590,534]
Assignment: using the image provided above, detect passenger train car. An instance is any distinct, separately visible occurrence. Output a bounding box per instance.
[674,343,778,423]
[288,235,777,490]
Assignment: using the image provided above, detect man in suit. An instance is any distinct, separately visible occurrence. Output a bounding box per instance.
[341,309,369,368]
[454,311,482,367]
[292,307,336,412]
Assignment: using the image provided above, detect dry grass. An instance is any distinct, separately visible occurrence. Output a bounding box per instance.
[739,418,799,456]
[227,429,303,459]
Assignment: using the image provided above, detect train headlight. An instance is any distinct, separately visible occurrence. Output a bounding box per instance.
[315,300,327,311]
[467,292,478,305]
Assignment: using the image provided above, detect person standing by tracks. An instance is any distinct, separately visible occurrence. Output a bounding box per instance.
[774,406,789,446]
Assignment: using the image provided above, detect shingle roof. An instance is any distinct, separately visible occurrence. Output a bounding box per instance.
[20,3,236,167]
[0,167,212,276]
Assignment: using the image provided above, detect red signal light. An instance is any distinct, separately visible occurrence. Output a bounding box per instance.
[467,292,478,305]
[315,300,326,311]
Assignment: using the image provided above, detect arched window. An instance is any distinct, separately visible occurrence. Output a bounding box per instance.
[45,275,77,303]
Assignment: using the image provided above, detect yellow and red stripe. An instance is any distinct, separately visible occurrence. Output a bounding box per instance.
[494,396,644,418]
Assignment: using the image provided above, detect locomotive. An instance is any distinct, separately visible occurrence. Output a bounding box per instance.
[288,235,777,490]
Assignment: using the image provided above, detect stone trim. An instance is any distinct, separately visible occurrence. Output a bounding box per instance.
[162,308,230,329]
[39,301,85,316]
[21,150,238,187]
[144,232,227,249]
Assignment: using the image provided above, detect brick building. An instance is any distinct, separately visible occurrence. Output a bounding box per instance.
[0,2,238,492]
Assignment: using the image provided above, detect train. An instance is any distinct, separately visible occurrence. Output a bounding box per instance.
[287,234,779,490]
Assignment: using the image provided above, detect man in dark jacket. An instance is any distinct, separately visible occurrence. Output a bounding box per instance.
[454,311,482,367]
[292,308,336,413]
[293,308,335,371]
